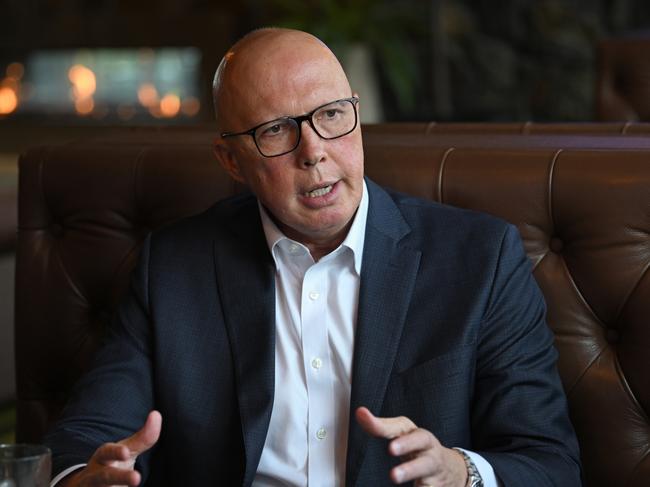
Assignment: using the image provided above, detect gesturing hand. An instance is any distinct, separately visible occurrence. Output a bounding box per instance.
[355,407,467,486]
[60,410,162,487]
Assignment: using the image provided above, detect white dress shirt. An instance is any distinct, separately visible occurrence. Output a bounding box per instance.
[253,182,369,487]
[253,182,498,486]
[52,182,498,486]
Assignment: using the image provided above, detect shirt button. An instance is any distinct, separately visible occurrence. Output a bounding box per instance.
[309,291,320,300]
[311,357,322,370]
[316,428,327,440]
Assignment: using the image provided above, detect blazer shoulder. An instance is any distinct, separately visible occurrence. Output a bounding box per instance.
[150,191,258,244]
[380,185,512,238]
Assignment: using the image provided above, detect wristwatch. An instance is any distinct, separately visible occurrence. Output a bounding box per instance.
[453,448,484,487]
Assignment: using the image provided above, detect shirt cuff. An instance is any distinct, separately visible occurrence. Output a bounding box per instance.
[50,464,86,486]
[457,448,501,487]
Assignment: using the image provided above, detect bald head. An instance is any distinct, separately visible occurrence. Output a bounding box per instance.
[213,28,351,132]
[211,28,364,257]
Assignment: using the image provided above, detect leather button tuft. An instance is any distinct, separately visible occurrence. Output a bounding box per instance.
[549,237,563,253]
[606,328,620,344]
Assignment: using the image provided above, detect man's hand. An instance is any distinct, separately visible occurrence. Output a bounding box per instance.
[59,410,162,487]
[355,407,467,486]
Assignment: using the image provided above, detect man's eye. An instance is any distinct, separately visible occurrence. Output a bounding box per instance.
[322,109,341,119]
[261,123,286,137]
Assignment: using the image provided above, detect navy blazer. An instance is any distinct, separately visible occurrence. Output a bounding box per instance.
[45,179,581,486]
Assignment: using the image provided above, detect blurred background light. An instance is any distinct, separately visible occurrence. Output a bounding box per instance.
[0,87,18,115]
[6,47,201,123]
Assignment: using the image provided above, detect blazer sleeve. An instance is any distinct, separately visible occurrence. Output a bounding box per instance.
[43,234,156,482]
[472,224,582,486]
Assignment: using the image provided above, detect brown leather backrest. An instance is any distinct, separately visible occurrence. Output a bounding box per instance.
[362,121,650,135]
[16,128,650,486]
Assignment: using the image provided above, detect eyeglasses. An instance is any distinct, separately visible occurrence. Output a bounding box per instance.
[221,96,359,157]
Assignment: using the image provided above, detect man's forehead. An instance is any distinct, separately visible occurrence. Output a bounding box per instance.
[221,33,350,124]
[235,78,347,124]
[231,29,325,57]
[228,36,335,83]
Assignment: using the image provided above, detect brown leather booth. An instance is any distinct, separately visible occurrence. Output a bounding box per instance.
[16,127,650,486]
[363,121,650,135]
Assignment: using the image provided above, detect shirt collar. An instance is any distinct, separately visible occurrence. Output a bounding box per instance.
[259,180,368,275]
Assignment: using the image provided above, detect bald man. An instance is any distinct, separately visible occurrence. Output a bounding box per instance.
[46,29,581,487]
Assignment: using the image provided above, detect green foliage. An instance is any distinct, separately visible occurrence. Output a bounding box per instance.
[271,0,387,44]
[265,0,425,113]
[0,401,16,443]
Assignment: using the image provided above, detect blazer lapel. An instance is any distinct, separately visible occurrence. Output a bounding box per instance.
[212,197,276,487]
[346,180,422,486]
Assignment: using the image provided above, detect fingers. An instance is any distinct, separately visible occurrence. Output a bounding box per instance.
[93,443,130,465]
[391,454,440,484]
[88,465,141,486]
[355,407,416,439]
[393,447,467,485]
[389,428,437,457]
[119,410,162,456]
[71,454,142,487]
[388,428,440,483]
[65,414,162,487]
[356,407,467,486]
[84,444,142,486]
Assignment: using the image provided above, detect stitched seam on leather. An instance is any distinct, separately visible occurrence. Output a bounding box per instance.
[612,255,650,328]
[547,149,562,228]
[24,147,52,231]
[565,343,606,397]
[560,254,609,330]
[559,253,610,395]
[53,238,88,306]
[614,350,650,425]
[530,149,562,273]
[616,349,650,487]
[545,148,625,396]
[39,147,87,306]
[438,147,454,203]
[530,247,549,273]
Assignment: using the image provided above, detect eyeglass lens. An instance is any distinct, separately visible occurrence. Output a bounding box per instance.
[254,99,356,157]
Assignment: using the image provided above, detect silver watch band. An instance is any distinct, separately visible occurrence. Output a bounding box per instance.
[453,448,484,487]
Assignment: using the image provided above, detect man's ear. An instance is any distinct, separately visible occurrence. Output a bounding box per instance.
[213,138,245,183]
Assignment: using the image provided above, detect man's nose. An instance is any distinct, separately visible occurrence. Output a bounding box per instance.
[296,120,326,167]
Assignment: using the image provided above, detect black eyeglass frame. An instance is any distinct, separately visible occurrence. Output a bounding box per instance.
[220,96,360,158]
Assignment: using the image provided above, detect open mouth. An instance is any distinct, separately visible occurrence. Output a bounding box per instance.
[304,184,333,198]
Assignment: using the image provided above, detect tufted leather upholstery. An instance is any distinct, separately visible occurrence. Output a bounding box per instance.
[596,36,650,121]
[16,127,650,486]
[363,121,650,135]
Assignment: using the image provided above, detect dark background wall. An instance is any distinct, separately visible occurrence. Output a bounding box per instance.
[1,0,650,125]
[426,0,650,121]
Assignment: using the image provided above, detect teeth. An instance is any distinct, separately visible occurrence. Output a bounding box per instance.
[304,185,332,198]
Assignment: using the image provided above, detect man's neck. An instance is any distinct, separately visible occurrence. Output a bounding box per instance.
[277,219,354,262]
